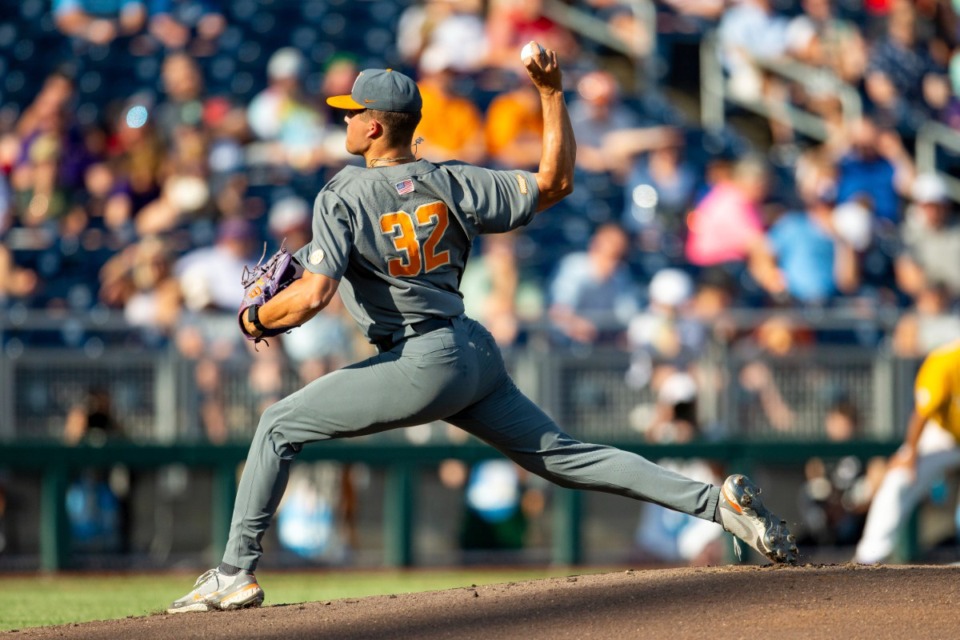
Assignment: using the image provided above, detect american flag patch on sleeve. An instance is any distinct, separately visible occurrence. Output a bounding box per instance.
[395,179,415,195]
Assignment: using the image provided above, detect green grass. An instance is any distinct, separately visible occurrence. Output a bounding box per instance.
[0,568,593,631]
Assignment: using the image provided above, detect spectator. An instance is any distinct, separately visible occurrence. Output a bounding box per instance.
[867,1,939,110]
[892,283,960,358]
[618,128,696,236]
[134,124,211,236]
[247,48,327,172]
[107,120,162,226]
[98,235,181,339]
[267,196,359,382]
[54,0,147,46]
[314,58,358,167]
[153,52,208,145]
[147,0,225,53]
[785,0,868,84]
[567,70,641,173]
[63,387,128,554]
[632,372,724,566]
[415,56,486,164]
[437,457,546,557]
[0,244,39,305]
[751,148,861,305]
[797,401,883,546]
[460,232,542,347]
[397,0,488,74]
[833,117,914,225]
[717,0,793,145]
[485,0,579,69]
[484,77,542,169]
[689,268,737,345]
[275,464,355,564]
[626,268,706,390]
[12,71,92,225]
[733,314,817,433]
[173,218,259,442]
[895,173,960,299]
[80,160,135,244]
[548,223,638,346]
[684,156,767,272]
[587,0,655,65]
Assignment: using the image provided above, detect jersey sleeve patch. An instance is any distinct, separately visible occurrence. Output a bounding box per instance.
[515,173,528,195]
[308,248,325,265]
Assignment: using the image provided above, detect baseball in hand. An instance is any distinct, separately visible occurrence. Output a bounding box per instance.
[520,41,545,62]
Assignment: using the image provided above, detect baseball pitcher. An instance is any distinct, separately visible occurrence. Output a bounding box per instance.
[169,43,797,613]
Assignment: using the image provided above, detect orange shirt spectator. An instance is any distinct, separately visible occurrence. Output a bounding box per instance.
[415,71,485,164]
[484,83,542,168]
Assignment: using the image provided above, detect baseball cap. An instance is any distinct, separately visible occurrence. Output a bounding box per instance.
[658,372,697,406]
[649,268,693,308]
[267,47,305,80]
[268,196,311,236]
[326,69,422,113]
[913,173,947,204]
[832,201,873,251]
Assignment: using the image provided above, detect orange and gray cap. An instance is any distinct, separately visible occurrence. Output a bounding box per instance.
[326,69,422,113]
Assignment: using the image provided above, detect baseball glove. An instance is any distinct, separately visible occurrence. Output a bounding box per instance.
[238,243,301,344]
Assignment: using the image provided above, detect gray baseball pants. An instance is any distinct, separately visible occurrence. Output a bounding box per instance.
[222,315,721,570]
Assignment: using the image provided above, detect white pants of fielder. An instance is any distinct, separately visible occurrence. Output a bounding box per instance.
[855,421,960,564]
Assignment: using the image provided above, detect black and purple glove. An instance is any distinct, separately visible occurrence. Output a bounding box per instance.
[238,244,300,344]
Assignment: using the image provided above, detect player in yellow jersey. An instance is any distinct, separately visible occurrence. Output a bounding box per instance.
[855,339,960,563]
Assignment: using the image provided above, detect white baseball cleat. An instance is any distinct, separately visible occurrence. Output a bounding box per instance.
[167,568,264,614]
[718,474,799,564]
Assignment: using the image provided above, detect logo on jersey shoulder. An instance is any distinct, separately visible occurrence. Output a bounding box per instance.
[308,248,325,265]
[514,173,528,195]
[395,179,415,195]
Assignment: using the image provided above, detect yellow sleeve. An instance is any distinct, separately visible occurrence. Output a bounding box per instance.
[914,355,951,420]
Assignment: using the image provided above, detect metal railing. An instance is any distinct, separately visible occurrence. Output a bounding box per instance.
[0,310,916,442]
[699,31,862,141]
[915,120,960,204]
[542,0,658,84]
[0,310,933,571]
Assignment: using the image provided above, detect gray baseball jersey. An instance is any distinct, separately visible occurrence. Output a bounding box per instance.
[294,159,538,344]
[222,159,721,572]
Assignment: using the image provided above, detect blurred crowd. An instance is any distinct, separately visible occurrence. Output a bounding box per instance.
[3,0,960,564]
[2,0,960,435]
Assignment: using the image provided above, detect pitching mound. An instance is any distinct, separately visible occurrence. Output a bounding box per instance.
[8,564,960,639]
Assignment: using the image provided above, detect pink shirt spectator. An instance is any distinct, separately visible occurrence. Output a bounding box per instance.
[685,183,764,265]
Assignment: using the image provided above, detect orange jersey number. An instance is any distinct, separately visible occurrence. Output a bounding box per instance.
[379,202,451,278]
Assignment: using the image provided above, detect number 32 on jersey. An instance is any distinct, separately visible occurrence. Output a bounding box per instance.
[379,201,451,278]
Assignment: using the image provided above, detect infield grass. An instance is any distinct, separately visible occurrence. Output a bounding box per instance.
[0,567,595,632]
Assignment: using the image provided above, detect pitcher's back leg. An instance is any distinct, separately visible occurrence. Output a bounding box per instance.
[448,379,719,520]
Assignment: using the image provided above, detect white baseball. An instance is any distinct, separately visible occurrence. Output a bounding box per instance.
[520,42,544,62]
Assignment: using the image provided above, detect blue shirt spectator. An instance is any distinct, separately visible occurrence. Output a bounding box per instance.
[835,118,914,225]
[548,224,638,344]
[753,148,861,305]
[768,212,839,303]
[836,154,897,223]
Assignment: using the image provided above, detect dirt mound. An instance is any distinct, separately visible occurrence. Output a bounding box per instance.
[8,565,960,639]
